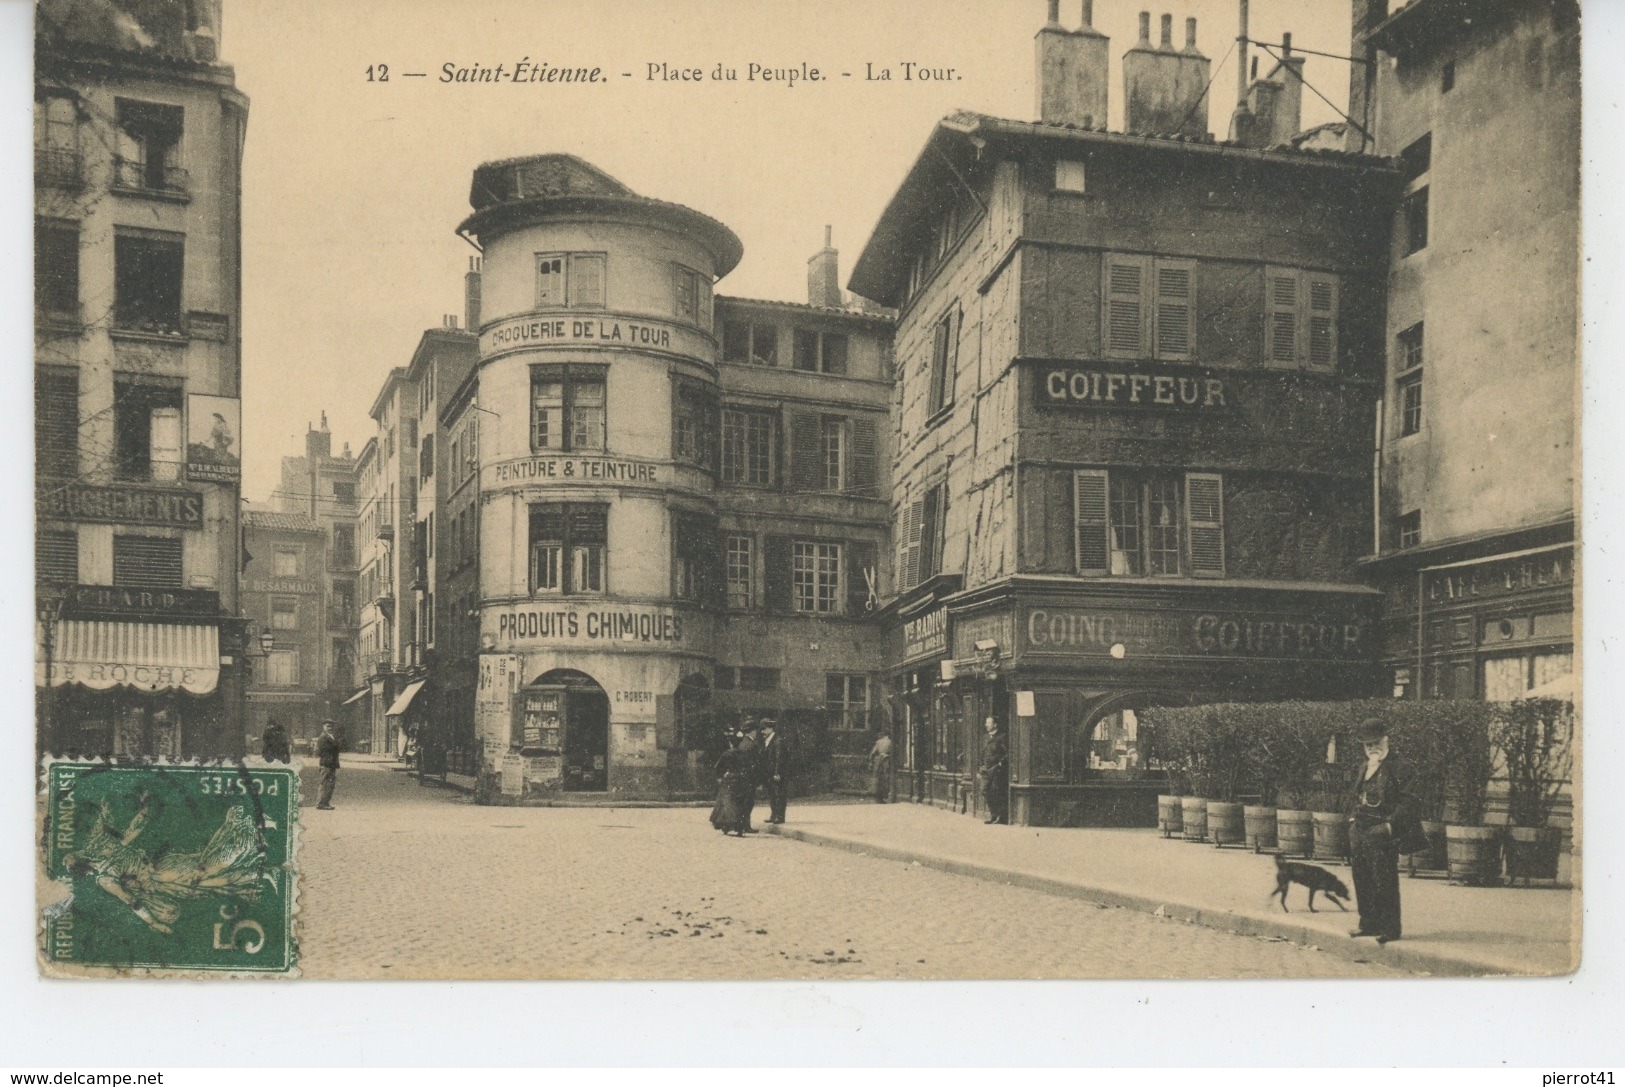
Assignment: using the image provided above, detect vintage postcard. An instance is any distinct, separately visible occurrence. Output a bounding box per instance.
[33,0,1578,980]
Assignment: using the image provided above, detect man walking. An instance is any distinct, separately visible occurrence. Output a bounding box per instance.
[315,720,342,810]
[759,716,790,824]
[979,717,1009,824]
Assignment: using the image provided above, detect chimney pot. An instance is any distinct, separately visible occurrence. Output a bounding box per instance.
[1047,0,1060,26]
[825,224,833,248]
[1251,56,1258,79]
[1160,13,1172,48]
[1081,0,1093,27]
[1186,17,1197,51]
[1282,31,1292,54]
[1138,11,1151,41]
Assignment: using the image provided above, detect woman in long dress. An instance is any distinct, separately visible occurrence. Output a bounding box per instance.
[710,734,749,835]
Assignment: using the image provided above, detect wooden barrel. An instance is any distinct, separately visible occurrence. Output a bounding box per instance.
[1180,796,1208,842]
[1312,811,1350,862]
[1446,825,1503,885]
[1504,826,1562,882]
[1243,805,1278,851]
[1208,801,1245,846]
[1276,809,1313,858]
[1156,795,1183,838]
[1406,820,1448,871]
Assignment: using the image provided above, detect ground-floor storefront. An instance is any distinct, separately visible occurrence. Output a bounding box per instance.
[887,576,1383,827]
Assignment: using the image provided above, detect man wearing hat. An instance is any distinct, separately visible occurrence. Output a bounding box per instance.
[1346,717,1421,944]
[758,716,790,824]
[315,720,342,810]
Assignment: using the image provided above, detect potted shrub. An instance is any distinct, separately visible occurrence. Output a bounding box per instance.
[1247,706,1307,852]
[1197,705,1251,847]
[1265,702,1327,859]
[1439,701,1500,885]
[1387,700,1451,873]
[1491,697,1573,884]
[1143,706,1210,841]
[1147,712,1185,838]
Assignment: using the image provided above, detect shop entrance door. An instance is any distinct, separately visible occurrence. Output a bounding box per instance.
[563,687,609,792]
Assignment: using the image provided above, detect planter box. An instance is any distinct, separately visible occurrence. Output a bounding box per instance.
[1504,826,1563,883]
[1445,825,1503,886]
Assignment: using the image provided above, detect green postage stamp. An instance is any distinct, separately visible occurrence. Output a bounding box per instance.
[39,760,301,977]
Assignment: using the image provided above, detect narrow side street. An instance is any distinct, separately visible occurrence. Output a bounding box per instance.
[295,759,1408,980]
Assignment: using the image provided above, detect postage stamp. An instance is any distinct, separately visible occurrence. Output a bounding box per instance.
[39,760,301,977]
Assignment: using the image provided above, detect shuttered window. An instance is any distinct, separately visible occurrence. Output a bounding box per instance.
[1306,275,1339,371]
[569,253,606,307]
[927,309,957,416]
[1265,268,1300,366]
[763,534,793,611]
[1185,473,1225,578]
[896,501,921,593]
[1073,470,1109,574]
[918,484,944,584]
[1153,260,1195,360]
[790,411,825,492]
[37,530,77,585]
[112,535,182,588]
[849,416,878,496]
[1104,255,1149,358]
[36,369,78,479]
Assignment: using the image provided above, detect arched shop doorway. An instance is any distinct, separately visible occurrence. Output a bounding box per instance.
[1068,690,1189,784]
[526,669,610,792]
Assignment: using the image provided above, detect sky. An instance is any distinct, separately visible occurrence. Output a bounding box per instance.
[230,0,1354,501]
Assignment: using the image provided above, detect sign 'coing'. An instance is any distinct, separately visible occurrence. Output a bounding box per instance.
[1025,608,1366,660]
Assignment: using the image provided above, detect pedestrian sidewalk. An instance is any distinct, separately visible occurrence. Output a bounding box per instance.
[767,802,1580,977]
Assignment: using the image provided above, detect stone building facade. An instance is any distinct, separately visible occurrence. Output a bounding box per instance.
[34,0,251,756]
[849,8,1399,826]
[241,509,326,746]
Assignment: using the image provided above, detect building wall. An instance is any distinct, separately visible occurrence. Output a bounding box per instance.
[242,520,325,743]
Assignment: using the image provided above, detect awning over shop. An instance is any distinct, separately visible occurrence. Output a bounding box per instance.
[38,619,220,695]
[342,687,370,706]
[385,679,427,717]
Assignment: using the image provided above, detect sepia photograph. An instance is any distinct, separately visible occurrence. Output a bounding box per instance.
[31,0,1582,991]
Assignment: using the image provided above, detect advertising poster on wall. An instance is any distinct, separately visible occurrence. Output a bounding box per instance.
[185,393,242,483]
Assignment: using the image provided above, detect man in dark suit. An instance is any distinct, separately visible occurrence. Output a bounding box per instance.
[1346,717,1421,944]
[979,718,1010,825]
[315,720,342,810]
[759,716,790,824]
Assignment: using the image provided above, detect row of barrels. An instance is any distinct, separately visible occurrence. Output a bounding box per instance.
[1157,795,1512,884]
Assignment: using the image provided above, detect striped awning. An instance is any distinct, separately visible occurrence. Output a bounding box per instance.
[38,619,220,695]
[385,679,427,717]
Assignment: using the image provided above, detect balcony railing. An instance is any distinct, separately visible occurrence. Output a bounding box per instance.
[35,147,83,189]
[112,156,190,197]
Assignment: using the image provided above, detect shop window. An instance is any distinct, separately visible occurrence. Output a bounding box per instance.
[267,649,300,687]
[926,308,957,415]
[673,510,721,605]
[112,535,182,588]
[35,218,79,319]
[113,229,185,334]
[1483,652,1573,702]
[671,379,718,472]
[114,98,185,194]
[1395,509,1422,550]
[272,597,298,630]
[1103,254,1196,361]
[35,369,78,479]
[673,264,712,329]
[1264,267,1339,371]
[37,530,77,586]
[725,534,754,610]
[529,503,607,594]
[1075,470,1223,577]
[35,91,81,187]
[791,540,843,615]
[826,673,870,730]
[113,376,184,481]
[274,548,300,578]
[932,690,962,772]
[1087,709,1143,773]
[535,252,607,309]
[530,366,606,452]
[793,328,849,374]
[1403,187,1430,255]
[721,407,775,486]
[722,321,779,366]
[1399,371,1423,437]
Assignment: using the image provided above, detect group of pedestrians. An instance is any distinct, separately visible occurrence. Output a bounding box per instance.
[709,715,790,836]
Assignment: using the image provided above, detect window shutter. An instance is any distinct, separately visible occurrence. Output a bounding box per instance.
[849,416,878,496]
[903,498,925,589]
[895,502,916,593]
[536,254,565,307]
[1185,473,1225,578]
[919,486,942,580]
[847,541,878,615]
[944,310,959,407]
[37,530,77,584]
[763,535,792,611]
[112,535,182,588]
[928,318,949,413]
[1153,260,1195,360]
[149,406,181,481]
[569,253,605,307]
[1306,274,1339,372]
[36,371,78,478]
[1073,470,1109,574]
[1104,255,1149,358]
[697,274,713,332]
[790,411,823,492]
[1265,269,1300,367]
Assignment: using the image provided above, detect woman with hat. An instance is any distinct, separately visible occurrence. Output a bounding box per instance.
[1346,717,1422,945]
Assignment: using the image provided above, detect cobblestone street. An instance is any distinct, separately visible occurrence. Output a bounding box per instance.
[296,759,1409,980]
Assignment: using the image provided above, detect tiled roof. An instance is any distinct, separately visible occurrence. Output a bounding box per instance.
[715,295,895,325]
[244,510,322,534]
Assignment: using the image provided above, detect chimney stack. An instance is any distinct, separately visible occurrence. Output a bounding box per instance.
[1346,0,1391,152]
[306,417,332,462]
[1123,11,1211,138]
[1231,29,1307,147]
[465,255,482,332]
[807,225,843,308]
[1035,0,1110,128]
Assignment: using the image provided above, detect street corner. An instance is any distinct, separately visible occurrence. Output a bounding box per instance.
[40,759,301,977]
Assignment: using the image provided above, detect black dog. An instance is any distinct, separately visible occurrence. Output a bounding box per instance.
[1270,854,1350,913]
